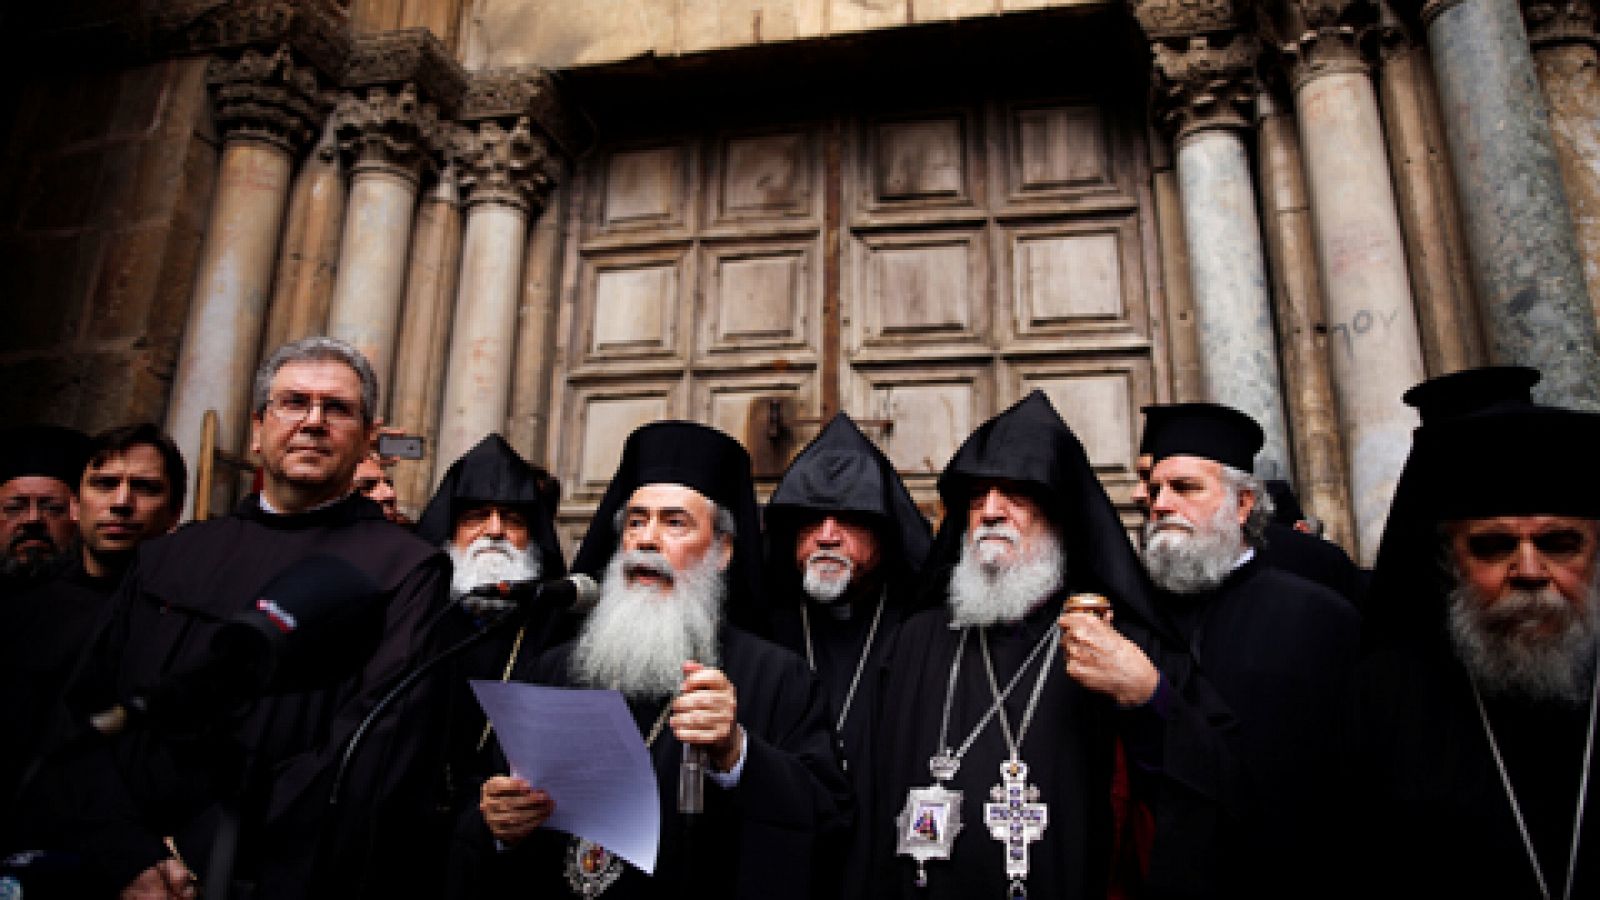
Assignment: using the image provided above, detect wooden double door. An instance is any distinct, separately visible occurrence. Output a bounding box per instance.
[542,84,1168,541]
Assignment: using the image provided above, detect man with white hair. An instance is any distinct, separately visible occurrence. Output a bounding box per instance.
[1137,402,1358,898]
[450,421,850,900]
[872,392,1236,899]
[1347,394,1600,897]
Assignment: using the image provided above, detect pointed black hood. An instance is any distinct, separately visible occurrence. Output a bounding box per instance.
[415,433,566,578]
[571,421,764,631]
[924,390,1172,642]
[764,412,932,600]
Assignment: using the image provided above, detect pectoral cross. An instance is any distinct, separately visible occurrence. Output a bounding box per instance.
[984,758,1047,897]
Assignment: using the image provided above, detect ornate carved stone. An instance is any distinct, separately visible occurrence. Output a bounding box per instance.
[456,117,560,213]
[152,0,351,79]
[461,70,586,160]
[333,83,440,180]
[342,28,468,117]
[207,44,326,154]
[1363,0,1421,64]
[1259,0,1378,87]
[1150,33,1262,139]
[1131,0,1245,39]
[1521,0,1599,47]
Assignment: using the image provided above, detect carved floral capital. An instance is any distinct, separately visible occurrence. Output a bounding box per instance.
[333,83,440,181]
[207,44,325,154]
[1258,0,1377,86]
[456,118,560,214]
[1520,0,1599,48]
[1150,33,1262,140]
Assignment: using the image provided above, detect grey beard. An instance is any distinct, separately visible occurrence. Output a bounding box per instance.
[1141,502,1242,594]
[1447,573,1600,706]
[446,537,542,615]
[571,546,725,699]
[947,526,1065,627]
[801,551,854,604]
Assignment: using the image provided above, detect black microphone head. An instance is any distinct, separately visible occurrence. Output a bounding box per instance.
[214,553,385,690]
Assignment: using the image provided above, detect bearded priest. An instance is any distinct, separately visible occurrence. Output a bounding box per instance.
[871,391,1240,899]
[448,421,851,900]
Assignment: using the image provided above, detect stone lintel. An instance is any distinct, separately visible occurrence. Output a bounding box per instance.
[153,0,352,82]
[1129,0,1243,41]
[1520,0,1599,48]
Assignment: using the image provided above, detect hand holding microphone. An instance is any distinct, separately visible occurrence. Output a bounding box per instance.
[672,660,742,814]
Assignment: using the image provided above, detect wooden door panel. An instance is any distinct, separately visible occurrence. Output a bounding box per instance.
[696,239,819,361]
[595,143,694,235]
[713,130,817,225]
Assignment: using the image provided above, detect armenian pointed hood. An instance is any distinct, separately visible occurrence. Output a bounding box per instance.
[923,390,1172,642]
[571,421,765,632]
[415,433,566,579]
[764,412,932,592]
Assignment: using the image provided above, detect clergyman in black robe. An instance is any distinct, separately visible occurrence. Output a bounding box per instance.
[870,391,1238,900]
[761,411,932,899]
[42,337,451,899]
[450,421,851,900]
[1343,393,1600,897]
[1138,402,1359,898]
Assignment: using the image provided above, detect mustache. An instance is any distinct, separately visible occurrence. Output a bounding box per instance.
[8,523,55,551]
[1143,513,1195,539]
[805,551,852,568]
[970,524,1022,546]
[620,548,675,582]
[1480,589,1577,631]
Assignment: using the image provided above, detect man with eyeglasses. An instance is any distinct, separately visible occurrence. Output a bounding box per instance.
[1343,382,1600,897]
[47,336,450,900]
[0,424,89,591]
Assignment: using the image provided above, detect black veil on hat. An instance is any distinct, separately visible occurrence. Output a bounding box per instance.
[1365,401,1600,647]
[0,425,91,488]
[1140,403,1264,472]
[571,421,764,630]
[764,412,932,593]
[924,390,1175,643]
[415,433,567,579]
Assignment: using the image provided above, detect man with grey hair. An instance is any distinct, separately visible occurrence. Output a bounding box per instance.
[1136,401,1358,899]
[47,336,449,899]
[1346,391,1600,897]
[451,421,850,900]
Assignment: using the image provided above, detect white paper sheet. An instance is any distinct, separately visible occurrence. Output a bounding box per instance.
[470,680,661,874]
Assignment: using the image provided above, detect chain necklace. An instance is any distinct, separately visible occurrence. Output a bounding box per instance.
[800,588,886,736]
[934,623,1058,775]
[1468,650,1599,900]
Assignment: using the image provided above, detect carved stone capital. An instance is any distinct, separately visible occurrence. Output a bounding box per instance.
[457,118,561,214]
[1521,0,1599,48]
[207,44,326,155]
[342,28,468,116]
[462,70,587,160]
[333,83,440,181]
[1150,33,1262,141]
[1259,0,1377,86]
[1130,0,1246,40]
[153,0,351,80]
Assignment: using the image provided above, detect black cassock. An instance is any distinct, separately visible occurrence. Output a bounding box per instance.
[1160,556,1359,898]
[449,627,853,900]
[48,494,449,899]
[1258,522,1367,609]
[1346,644,1598,898]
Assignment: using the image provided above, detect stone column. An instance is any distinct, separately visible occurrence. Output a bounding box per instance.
[1149,130,1206,403]
[1146,31,1296,480]
[507,178,569,465]
[166,46,323,519]
[436,90,562,474]
[325,83,436,411]
[1255,89,1358,552]
[1522,0,1600,325]
[261,114,344,354]
[1424,0,1600,408]
[390,161,464,517]
[1369,5,1487,373]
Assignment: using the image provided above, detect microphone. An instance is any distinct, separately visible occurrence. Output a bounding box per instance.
[90,554,383,736]
[678,743,706,816]
[460,572,600,615]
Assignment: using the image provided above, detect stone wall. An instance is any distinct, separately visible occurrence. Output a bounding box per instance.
[0,58,217,433]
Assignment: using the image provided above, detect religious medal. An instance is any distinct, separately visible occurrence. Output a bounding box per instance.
[565,836,625,898]
[984,758,1048,899]
[897,780,965,887]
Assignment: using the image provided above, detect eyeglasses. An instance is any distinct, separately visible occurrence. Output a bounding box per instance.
[1,497,71,519]
[265,392,364,428]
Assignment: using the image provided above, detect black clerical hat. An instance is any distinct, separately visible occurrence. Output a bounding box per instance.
[416,433,566,577]
[1400,365,1540,424]
[1410,406,1600,520]
[1140,403,1263,472]
[0,424,91,487]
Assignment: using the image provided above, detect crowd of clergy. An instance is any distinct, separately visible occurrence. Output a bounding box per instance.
[1,334,1596,900]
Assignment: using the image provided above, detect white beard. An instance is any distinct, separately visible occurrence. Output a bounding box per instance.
[1141,501,1243,594]
[801,550,854,603]
[570,546,725,699]
[947,524,1065,627]
[1447,571,1600,705]
[447,537,542,615]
